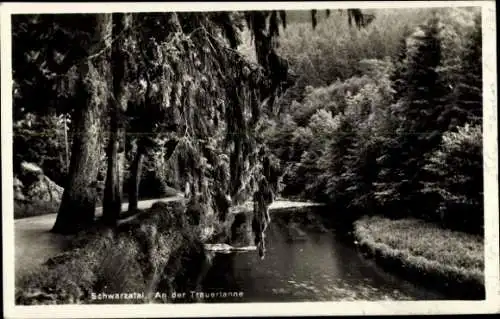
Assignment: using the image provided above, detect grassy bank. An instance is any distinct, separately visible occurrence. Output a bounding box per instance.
[353,216,484,299]
[15,201,208,305]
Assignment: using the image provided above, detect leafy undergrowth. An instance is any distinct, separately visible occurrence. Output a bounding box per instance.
[353,216,484,299]
[14,200,60,219]
[15,201,207,305]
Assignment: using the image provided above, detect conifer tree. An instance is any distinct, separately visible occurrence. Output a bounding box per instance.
[390,25,411,103]
[375,13,448,216]
[453,13,482,126]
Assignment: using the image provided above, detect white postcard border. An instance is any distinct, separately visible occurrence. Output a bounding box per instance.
[1,1,498,317]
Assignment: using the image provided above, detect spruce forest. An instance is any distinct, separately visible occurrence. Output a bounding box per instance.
[11,6,486,305]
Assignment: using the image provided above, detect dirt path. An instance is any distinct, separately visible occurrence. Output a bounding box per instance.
[14,197,322,282]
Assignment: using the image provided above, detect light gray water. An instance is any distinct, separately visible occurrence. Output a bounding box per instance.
[197,208,447,302]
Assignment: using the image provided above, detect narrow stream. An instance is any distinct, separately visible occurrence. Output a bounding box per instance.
[195,207,447,302]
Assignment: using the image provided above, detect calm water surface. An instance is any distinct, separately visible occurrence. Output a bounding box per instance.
[197,208,447,302]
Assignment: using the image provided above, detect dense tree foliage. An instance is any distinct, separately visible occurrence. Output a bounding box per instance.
[265,8,483,234]
[13,8,372,257]
[375,14,449,217]
[422,124,483,231]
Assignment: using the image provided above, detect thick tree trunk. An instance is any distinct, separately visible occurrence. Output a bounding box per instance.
[128,139,146,212]
[102,118,125,224]
[52,14,112,234]
[51,83,103,234]
[102,13,130,225]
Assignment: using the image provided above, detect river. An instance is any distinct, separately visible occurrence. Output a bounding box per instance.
[193,206,447,302]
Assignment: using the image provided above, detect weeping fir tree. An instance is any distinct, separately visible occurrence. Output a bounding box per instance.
[50,11,289,256]
[34,9,367,255]
[150,11,290,258]
[126,9,366,257]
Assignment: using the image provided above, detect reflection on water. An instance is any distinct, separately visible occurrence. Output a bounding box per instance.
[198,209,447,302]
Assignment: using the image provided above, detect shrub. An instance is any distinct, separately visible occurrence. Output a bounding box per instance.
[422,124,483,234]
[14,200,60,219]
[13,113,70,187]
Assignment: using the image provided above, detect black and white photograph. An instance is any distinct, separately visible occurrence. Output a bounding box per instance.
[1,1,498,317]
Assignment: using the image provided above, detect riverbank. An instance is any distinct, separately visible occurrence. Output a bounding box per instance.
[15,201,206,305]
[353,216,484,299]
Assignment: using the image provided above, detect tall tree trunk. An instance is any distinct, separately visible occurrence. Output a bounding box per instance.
[102,13,130,225]
[52,14,112,234]
[128,138,146,211]
[102,112,125,224]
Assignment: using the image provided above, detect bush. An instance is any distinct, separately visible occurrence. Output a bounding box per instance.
[14,200,60,219]
[422,124,483,234]
[13,113,70,187]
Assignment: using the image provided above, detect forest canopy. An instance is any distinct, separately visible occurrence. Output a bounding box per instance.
[13,9,361,257]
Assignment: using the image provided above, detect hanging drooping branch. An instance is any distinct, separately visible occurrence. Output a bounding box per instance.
[311,9,318,29]
[238,10,296,257]
[269,11,280,37]
[118,11,291,259]
[209,12,243,49]
[125,12,185,210]
[348,9,365,29]
[279,11,287,29]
